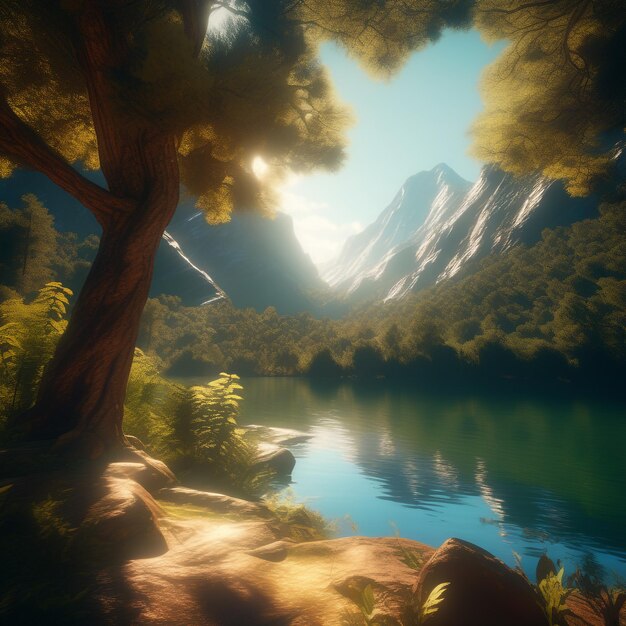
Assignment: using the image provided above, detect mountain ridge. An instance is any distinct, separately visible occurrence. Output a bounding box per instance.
[326,163,598,303]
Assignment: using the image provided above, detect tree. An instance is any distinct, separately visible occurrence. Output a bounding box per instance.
[0,1,473,456]
[0,195,58,295]
[473,0,626,195]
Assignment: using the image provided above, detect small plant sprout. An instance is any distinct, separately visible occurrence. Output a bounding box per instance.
[538,567,573,626]
[418,582,450,624]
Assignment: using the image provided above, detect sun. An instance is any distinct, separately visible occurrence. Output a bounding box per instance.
[252,156,270,179]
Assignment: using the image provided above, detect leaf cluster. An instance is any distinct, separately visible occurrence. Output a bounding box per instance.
[0,281,72,428]
[473,0,626,195]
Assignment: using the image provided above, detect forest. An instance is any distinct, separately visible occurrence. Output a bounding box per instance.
[5,195,623,392]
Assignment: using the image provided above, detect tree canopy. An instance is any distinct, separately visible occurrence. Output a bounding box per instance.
[473,0,626,195]
[0,0,477,226]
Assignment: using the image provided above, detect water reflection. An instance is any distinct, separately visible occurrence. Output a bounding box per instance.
[238,378,626,578]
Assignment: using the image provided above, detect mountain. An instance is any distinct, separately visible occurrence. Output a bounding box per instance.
[0,171,326,313]
[326,163,598,302]
[324,163,471,289]
[164,205,327,314]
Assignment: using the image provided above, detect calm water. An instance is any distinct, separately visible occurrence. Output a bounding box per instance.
[237,377,626,581]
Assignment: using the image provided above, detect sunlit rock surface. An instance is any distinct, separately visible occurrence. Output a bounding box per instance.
[98,512,433,625]
[1,455,619,625]
[92,483,620,626]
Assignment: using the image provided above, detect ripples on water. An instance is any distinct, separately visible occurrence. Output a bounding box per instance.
[235,377,626,582]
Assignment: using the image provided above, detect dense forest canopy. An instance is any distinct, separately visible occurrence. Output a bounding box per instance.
[0,0,624,454]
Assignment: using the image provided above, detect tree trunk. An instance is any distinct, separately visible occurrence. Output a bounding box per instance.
[20,190,177,457]
[23,161,178,457]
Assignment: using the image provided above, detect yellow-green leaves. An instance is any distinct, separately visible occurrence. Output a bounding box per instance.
[357,584,376,623]
[538,567,572,626]
[472,0,625,195]
[418,582,450,624]
[0,282,73,422]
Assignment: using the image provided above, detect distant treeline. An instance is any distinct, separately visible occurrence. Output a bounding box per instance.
[1,196,625,394]
[137,202,626,394]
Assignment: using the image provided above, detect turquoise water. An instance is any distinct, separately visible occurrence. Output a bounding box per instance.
[237,377,626,582]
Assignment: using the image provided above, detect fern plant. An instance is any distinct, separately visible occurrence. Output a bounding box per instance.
[0,282,72,427]
[187,374,255,486]
[190,373,244,463]
[123,348,178,462]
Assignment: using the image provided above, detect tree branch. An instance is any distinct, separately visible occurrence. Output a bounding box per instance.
[0,89,135,228]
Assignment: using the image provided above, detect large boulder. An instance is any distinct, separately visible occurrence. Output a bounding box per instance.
[413,538,548,626]
[106,459,176,493]
[79,476,168,560]
[251,447,296,476]
[116,447,177,492]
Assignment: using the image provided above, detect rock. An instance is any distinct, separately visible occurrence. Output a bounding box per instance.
[2,469,168,564]
[414,538,548,626]
[106,460,175,493]
[157,486,272,518]
[251,447,296,476]
[116,447,177,492]
[96,532,434,625]
[79,476,168,561]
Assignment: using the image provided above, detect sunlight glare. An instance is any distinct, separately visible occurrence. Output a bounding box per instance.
[252,156,269,179]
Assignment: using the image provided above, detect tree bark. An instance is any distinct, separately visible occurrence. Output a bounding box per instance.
[22,173,178,457]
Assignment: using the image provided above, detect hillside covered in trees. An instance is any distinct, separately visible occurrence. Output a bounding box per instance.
[3,195,624,393]
[135,202,625,390]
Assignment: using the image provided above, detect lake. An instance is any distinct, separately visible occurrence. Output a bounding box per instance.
[237,377,626,582]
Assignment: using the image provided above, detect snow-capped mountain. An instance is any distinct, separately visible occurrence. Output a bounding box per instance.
[326,164,597,302]
[324,164,471,289]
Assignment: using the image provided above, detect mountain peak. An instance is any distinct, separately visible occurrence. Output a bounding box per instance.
[430,163,471,185]
[402,163,470,192]
[432,162,454,174]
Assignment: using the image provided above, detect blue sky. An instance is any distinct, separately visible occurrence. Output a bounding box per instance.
[279,29,505,266]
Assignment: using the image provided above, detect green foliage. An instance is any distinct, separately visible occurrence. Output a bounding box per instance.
[263,490,331,541]
[417,582,450,625]
[0,195,57,295]
[123,348,178,463]
[190,373,244,462]
[125,363,266,495]
[184,372,267,492]
[0,282,72,429]
[345,583,377,626]
[0,280,265,495]
[341,578,451,626]
[135,203,626,392]
[473,0,626,195]
[538,568,572,626]
[0,196,96,300]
